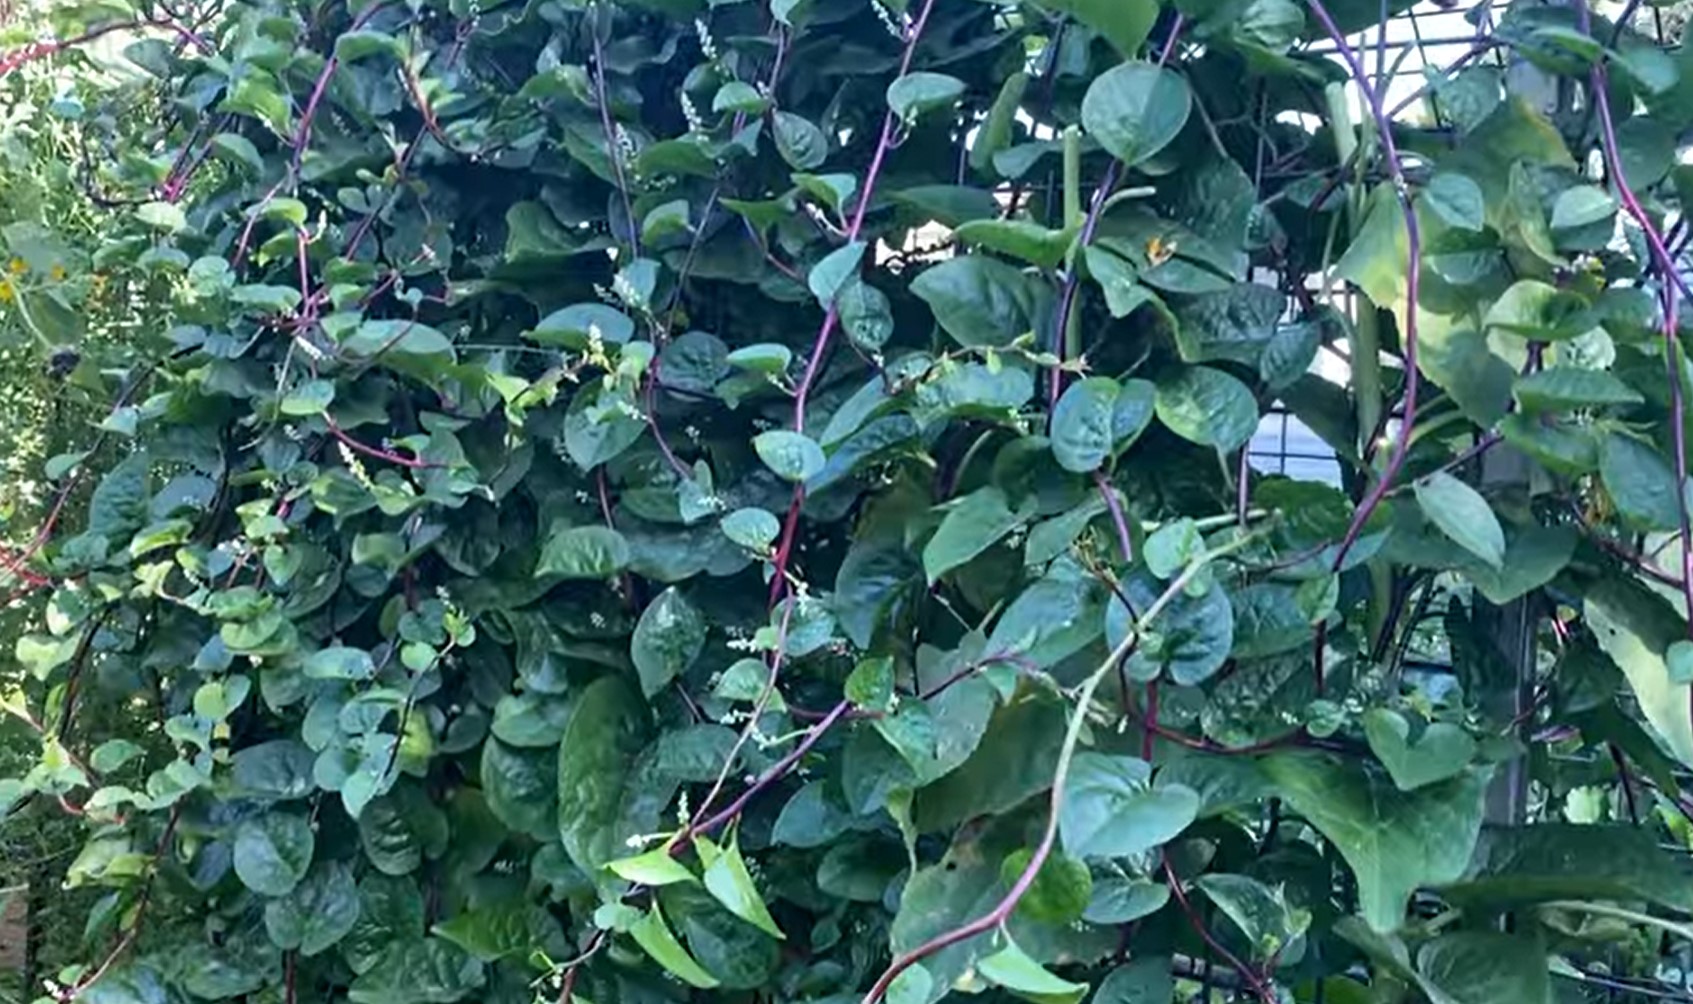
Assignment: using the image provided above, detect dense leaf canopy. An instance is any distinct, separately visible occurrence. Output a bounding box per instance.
[4,0,1693,1001]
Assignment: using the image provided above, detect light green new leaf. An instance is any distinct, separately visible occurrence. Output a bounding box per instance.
[607,846,696,886]
[977,940,1089,1004]
[1586,577,1693,770]
[699,834,784,939]
[629,904,720,988]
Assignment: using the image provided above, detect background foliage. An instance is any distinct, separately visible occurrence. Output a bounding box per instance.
[6,0,1693,1000]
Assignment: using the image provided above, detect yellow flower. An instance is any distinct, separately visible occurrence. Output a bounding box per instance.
[1145,235,1177,267]
[5,258,24,276]
[48,264,65,282]
[0,280,12,304]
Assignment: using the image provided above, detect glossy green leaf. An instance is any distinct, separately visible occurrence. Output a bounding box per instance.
[1059,753,1200,859]
[1154,366,1259,452]
[233,811,315,897]
[632,587,707,698]
[923,486,1028,583]
[887,72,965,122]
[1262,753,1490,932]
[1081,62,1192,166]
[1414,472,1505,569]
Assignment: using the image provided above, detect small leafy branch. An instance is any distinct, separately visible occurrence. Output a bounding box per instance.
[2,0,1693,1002]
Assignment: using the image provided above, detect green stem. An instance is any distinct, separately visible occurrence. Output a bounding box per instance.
[1062,124,1081,228]
[1543,901,1693,943]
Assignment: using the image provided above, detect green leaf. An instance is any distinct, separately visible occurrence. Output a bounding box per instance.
[1036,0,1158,58]
[1195,873,1310,960]
[1586,577,1693,770]
[1483,280,1591,341]
[480,739,556,840]
[1050,377,1120,473]
[304,646,375,681]
[265,861,361,955]
[953,219,1077,270]
[699,833,784,938]
[1362,710,1477,791]
[1001,849,1093,924]
[772,110,827,170]
[1417,933,1552,1004]
[629,903,720,988]
[887,72,965,122]
[1094,958,1174,1004]
[839,278,895,351]
[1261,753,1490,932]
[557,675,652,870]
[347,938,484,1004]
[923,486,1028,583]
[1446,823,1693,911]
[1110,570,1234,685]
[1512,367,1643,412]
[1422,173,1486,232]
[608,846,697,886]
[713,80,769,115]
[1670,640,1693,684]
[1154,366,1258,452]
[433,901,560,964]
[529,303,634,348]
[90,739,144,773]
[810,240,866,308]
[1414,472,1505,569]
[911,254,1044,348]
[1081,62,1191,166]
[725,343,793,374]
[753,430,826,482]
[721,507,780,551]
[977,940,1089,1004]
[1059,753,1199,859]
[1172,283,1286,366]
[537,525,631,579]
[642,199,690,244]
[845,655,895,711]
[1600,432,1682,531]
[632,587,707,698]
[1549,185,1617,229]
[233,811,315,897]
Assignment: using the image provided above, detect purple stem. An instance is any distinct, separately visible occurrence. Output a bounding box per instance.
[1046,160,1121,409]
[791,0,940,432]
[1304,0,1424,574]
[1095,470,1135,562]
[1580,0,1693,651]
[679,700,851,844]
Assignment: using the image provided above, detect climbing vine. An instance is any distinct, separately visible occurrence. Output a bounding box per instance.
[5,0,1693,1001]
